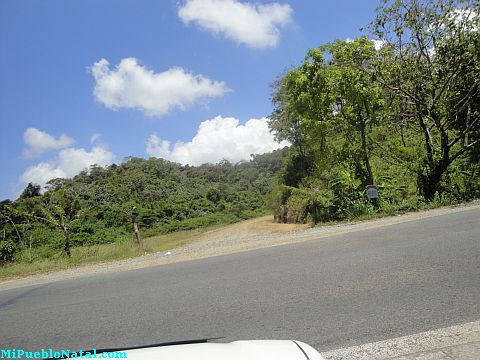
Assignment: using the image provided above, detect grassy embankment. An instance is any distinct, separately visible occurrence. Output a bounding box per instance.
[0,224,226,280]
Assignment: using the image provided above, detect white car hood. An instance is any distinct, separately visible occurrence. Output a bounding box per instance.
[122,340,324,360]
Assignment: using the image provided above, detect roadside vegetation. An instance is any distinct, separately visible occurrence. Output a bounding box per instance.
[1,0,479,275]
[0,226,225,278]
[267,0,479,223]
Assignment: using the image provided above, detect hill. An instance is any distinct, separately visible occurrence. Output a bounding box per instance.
[0,148,288,264]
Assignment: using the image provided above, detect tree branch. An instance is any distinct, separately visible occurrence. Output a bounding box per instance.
[449,138,480,165]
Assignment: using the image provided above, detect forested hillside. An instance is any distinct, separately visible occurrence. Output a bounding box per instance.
[0,149,287,264]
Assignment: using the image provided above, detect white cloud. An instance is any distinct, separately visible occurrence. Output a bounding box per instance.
[178,0,293,48]
[346,38,385,51]
[146,115,288,165]
[22,128,74,158]
[90,133,101,144]
[90,58,229,117]
[20,163,67,188]
[372,39,386,50]
[20,146,115,189]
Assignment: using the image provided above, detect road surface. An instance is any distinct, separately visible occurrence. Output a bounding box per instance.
[1,208,479,353]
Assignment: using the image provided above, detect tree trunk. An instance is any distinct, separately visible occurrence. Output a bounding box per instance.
[418,174,438,201]
[359,119,374,186]
[418,115,434,166]
[131,215,143,247]
[418,162,448,201]
[62,225,71,257]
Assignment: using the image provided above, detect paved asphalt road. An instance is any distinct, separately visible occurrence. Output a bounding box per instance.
[1,208,479,353]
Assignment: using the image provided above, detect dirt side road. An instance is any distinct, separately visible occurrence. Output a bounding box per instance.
[0,202,478,291]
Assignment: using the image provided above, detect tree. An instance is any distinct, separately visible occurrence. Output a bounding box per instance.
[19,183,41,199]
[323,38,385,186]
[268,76,317,186]
[0,200,24,248]
[32,189,81,257]
[371,0,480,199]
[268,37,385,188]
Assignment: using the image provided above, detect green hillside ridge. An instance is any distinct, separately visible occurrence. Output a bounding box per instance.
[0,149,288,267]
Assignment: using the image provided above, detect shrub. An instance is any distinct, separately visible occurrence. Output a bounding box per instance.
[268,184,316,224]
[0,239,18,265]
[286,187,312,223]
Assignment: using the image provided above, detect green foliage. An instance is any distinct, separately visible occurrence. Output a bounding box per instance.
[25,224,63,248]
[285,187,313,223]
[206,187,222,203]
[19,183,41,199]
[268,185,314,223]
[0,150,287,265]
[268,0,479,223]
[0,239,17,264]
[372,0,480,199]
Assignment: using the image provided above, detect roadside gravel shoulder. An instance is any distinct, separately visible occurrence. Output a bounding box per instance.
[0,202,478,291]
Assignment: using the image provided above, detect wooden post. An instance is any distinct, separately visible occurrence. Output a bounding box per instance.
[131,214,143,248]
[61,223,71,257]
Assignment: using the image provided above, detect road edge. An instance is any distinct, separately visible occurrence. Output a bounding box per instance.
[320,320,480,359]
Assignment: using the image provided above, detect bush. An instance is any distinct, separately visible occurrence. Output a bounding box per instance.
[26,224,63,248]
[0,239,18,265]
[286,188,312,223]
[268,185,314,223]
[267,184,292,223]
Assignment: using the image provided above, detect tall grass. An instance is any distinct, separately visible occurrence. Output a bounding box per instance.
[0,226,220,279]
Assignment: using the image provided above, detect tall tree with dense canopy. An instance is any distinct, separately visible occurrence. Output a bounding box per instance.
[269,37,385,188]
[371,0,480,199]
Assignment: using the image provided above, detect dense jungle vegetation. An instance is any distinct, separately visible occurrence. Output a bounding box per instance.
[1,0,479,266]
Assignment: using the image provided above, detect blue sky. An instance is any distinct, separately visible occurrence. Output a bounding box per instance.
[0,0,379,200]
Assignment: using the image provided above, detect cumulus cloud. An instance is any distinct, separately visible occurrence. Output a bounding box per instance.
[20,146,115,189]
[22,128,74,158]
[146,115,288,165]
[90,58,229,117]
[178,0,293,48]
